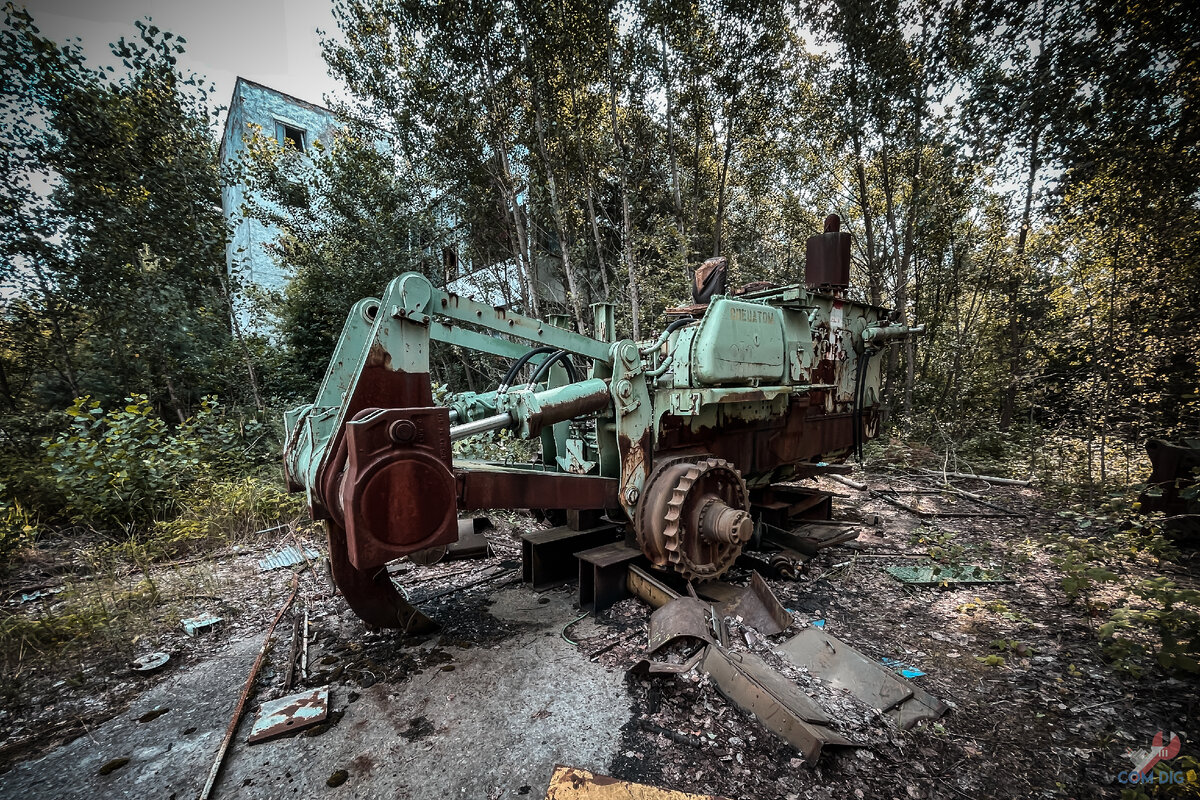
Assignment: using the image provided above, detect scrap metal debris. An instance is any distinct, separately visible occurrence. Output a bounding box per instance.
[6,586,64,605]
[198,574,299,800]
[885,564,1013,586]
[257,545,320,572]
[544,764,729,799]
[247,687,330,744]
[130,652,170,673]
[702,644,859,764]
[622,562,914,764]
[182,615,222,636]
[696,571,791,635]
[774,627,947,730]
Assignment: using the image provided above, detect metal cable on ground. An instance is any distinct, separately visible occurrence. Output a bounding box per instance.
[199,572,300,800]
[561,612,589,645]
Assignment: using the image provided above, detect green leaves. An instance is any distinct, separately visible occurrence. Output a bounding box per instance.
[41,394,269,529]
[1,8,231,417]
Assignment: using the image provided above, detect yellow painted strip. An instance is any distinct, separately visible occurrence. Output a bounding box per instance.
[544,765,729,800]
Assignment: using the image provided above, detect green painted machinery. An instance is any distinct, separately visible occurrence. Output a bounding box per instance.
[282,215,921,628]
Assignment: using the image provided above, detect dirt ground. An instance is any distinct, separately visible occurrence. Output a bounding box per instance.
[1,467,1197,798]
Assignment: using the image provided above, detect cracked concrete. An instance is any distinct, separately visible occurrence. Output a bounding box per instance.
[0,585,632,799]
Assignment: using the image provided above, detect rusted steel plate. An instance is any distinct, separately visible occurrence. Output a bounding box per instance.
[626,565,681,610]
[544,765,728,799]
[456,466,619,510]
[576,541,643,613]
[521,524,622,590]
[701,645,856,765]
[889,684,950,730]
[647,597,715,653]
[697,571,791,636]
[775,628,912,712]
[248,687,329,744]
[342,407,458,569]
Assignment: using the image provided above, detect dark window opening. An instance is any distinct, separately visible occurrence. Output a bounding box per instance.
[276,122,306,152]
[442,246,459,281]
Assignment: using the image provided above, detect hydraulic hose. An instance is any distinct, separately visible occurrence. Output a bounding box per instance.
[499,346,557,393]
[639,316,696,356]
[523,349,578,388]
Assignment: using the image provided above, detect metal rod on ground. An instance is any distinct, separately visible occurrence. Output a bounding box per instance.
[300,608,309,681]
[588,629,640,661]
[829,474,868,491]
[283,612,301,691]
[413,566,513,603]
[199,573,299,800]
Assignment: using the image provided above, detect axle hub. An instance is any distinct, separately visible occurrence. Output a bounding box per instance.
[636,455,752,580]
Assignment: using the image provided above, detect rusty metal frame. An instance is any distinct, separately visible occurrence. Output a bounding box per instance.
[577,540,644,613]
[521,523,622,590]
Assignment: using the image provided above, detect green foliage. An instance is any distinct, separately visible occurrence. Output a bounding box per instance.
[1101,580,1200,675]
[147,474,306,559]
[451,428,541,464]
[0,7,251,419]
[0,578,160,652]
[0,487,35,560]
[41,395,270,529]
[1050,502,1200,676]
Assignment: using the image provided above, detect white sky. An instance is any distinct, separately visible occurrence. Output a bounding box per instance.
[20,0,345,114]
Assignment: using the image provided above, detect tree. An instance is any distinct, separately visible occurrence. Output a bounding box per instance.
[0,7,236,419]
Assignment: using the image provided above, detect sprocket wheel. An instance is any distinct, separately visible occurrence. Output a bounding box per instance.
[636,455,753,580]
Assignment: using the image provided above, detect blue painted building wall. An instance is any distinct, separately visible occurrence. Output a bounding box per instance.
[219,77,340,335]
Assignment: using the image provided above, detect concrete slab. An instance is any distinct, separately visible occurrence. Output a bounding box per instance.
[0,586,632,799]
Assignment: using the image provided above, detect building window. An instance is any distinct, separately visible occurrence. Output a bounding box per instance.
[275,121,306,152]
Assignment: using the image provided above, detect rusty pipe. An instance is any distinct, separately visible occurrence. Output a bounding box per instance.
[450,378,612,442]
[861,323,925,346]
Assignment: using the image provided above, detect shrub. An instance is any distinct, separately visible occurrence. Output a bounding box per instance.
[149,474,306,557]
[41,395,274,530]
[0,487,35,561]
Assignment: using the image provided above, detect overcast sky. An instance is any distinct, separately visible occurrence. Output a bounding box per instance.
[22,0,344,113]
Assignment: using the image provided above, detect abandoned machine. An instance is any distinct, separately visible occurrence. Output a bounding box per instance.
[282,215,923,629]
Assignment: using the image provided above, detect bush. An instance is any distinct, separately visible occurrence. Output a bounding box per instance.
[149,474,306,557]
[41,394,274,530]
[0,487,35,560]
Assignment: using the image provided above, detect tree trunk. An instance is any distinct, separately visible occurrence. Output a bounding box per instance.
[999,125,1042,428]
[850,128,881,306]
[584,185,610,300]
[495,144,540,319]
[662,29,685,264]
[532,91,586,333]
[712,111,737,258]
[217,276,263,412]
[479,40,539,318]
[899,91,925,417]
[609,54,639,339]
